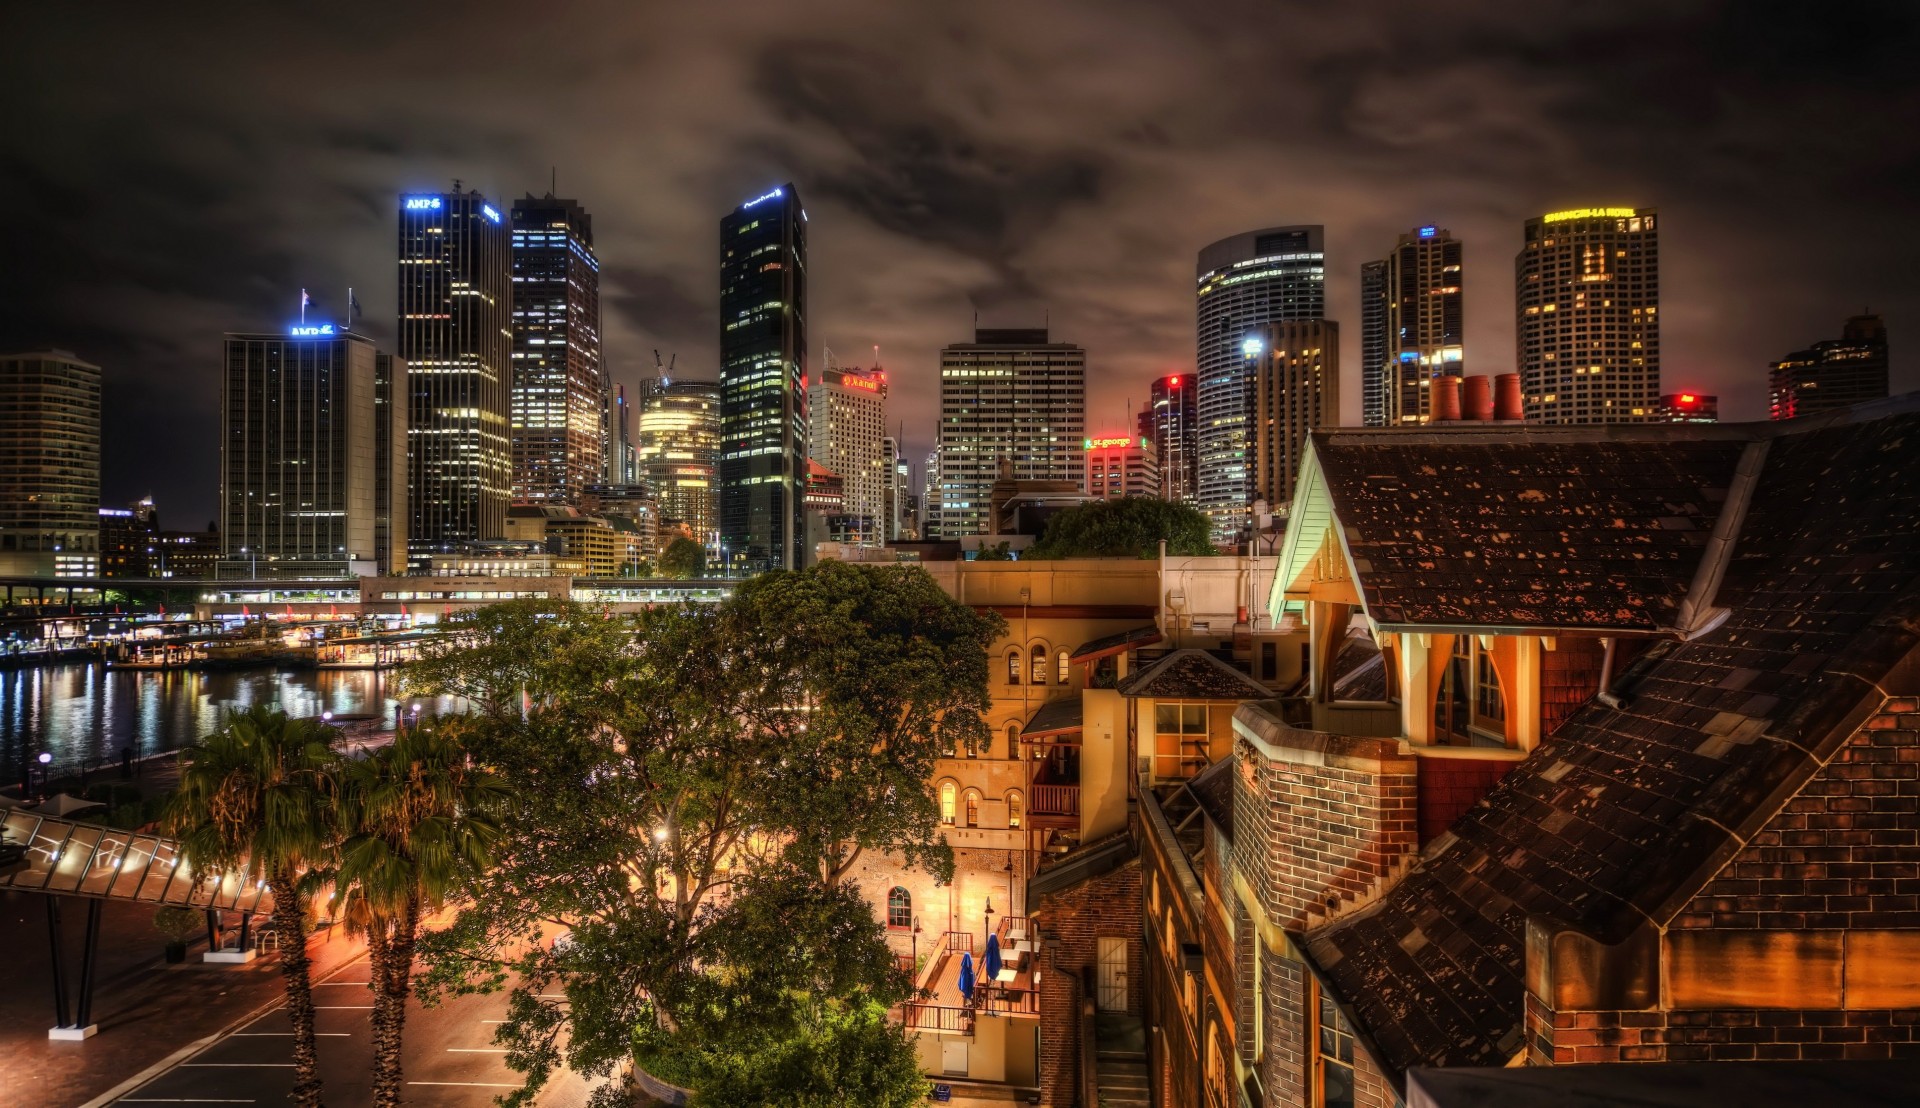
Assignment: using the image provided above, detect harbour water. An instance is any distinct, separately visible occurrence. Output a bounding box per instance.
[0,663,460,782]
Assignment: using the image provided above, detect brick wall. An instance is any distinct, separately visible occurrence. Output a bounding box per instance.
[1414,754,1516,845]
[1035,859,1143,1106]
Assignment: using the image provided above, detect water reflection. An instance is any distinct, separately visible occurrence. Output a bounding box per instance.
[0,664,461,779]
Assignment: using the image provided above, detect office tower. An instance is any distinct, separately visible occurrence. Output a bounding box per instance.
[934,328,1087,538]
[807,362,888,548]
[509,194,603,506]
[612,383,636,485]
[1517,207,1660,424]
[1658,392,1719,423]
[1249,320,1339,510]
[1769,315,1890,420]
[1084,434,1159,500]
[220,326,408,576]
[635,376,721,546]
[719,184,808,573]
[1138,372,1198,503]
[0,350,100,576]
[99,497,158,577]
[1196,226,1325,540]
[881,435,903,541]
[1363,226,1465,427]
[398,187,513,565]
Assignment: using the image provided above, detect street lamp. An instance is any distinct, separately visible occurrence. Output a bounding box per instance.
[983,896,994,940]
[912,916,922,969]
[36,750,52,799]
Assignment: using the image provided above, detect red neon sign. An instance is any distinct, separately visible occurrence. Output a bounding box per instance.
[1085,436,1135,450]
[1678,393,1696,404]
[842,375,880,391]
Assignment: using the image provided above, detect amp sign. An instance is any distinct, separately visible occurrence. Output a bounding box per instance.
[289,324,336,337]
[404,196,442,210]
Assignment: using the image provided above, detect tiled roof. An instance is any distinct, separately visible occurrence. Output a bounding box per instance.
[1020,697,1083,738]
[1069,624,1162,662]
[1185,757,1236,842]
[1118,648,1272,700]
[1303,401,1920,1077]
[1310,426,1751,631]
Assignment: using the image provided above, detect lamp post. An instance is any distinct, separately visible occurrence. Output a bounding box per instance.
[983,896,994,943]
[912,916,922,970]
[36,750,52,799]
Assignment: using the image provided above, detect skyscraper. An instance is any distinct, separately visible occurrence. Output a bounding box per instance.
[1138,372,1198,503]
[509,194,603,506]
[934,328,1086,538]
[220,326,408,576]
[1362,226,1464,427]
[0,350,100,577]
[807,362,888,549]
[1196,226,1325,540]
[398,187,512,565]
[719,184,807,573]
[1769,315,1890,420]
[1517,207,1660,424]
[636,376,721,547]
[1249,321,1339,510]
[881,435,903,541]
[1084,434,1159,500]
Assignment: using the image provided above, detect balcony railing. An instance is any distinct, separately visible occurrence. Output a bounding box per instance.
[897,1003,975,1033]
[1030,784,1080,818]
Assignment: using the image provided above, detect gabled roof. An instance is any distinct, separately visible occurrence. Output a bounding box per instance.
[1020,696,1083,739]
[1118,648,1272,700]
[1280,422,1774,633]
[1299,399,1920,1077]
[1069,625,1162,663]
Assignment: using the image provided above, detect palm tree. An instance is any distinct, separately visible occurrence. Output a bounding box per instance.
[165,706,338,1108]
[331,718,505,1107]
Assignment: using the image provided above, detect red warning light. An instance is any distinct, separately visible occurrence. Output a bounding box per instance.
[1169,375,1180,387]
[1679,394,1696,404]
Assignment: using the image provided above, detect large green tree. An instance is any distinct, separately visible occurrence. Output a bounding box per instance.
[658,536,707,579]
[330,719,505,1107]
[1024,495,1217,559]
[166,707,337,1108]
[408,567,1002,1108]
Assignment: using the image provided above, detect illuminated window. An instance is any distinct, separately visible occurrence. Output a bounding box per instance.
[888,887,912,930]
[1313,981,1356,1108]
[1151,703,1209,780]
[1057,650,1070,684]
[1007,790,1023,830]
[1031,645,1048,685]
[1434,636,1508,746]
[963,789,981,828]
[940,782,956,825]
[1005,723,1020,757]
[1007,650,1021,686]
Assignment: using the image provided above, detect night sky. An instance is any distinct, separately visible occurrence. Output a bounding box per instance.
[4,1,1916,526]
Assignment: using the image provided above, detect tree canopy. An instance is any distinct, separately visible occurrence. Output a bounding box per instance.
[659,536,706,578]
[1024,495,1217,559]
[408,565,1004,1107]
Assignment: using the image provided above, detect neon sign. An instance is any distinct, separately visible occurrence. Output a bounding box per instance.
[841,375,880,391]
[1418,225,1437,238]
[1084,436,1136,450]
[481,204,502,223]
[742,187,783,209]
[404,196,442,210]
[1542,207,1636,223]
[290,324,336,337]
[1678,394,1697,404]
[1241,337,1263,358]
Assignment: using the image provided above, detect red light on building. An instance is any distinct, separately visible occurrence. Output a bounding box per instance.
[1085,435,1135,450]
[841,375,880,391]
[1169,376,1180,387]
[1679,393,1696,404]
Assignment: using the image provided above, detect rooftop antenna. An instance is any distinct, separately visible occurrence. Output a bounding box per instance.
[451,177,463,193]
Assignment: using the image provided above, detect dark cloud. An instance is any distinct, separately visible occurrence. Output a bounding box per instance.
[1,0,1916,522]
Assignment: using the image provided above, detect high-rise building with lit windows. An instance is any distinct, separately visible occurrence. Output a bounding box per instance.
[1658,392,1719,423]
[398,187,513,565]
[1362,226,1464,427]
[1195,226,1324,540]
[807,362,888,548]
[635,376,720,545]
[718,184,807,573]
[1249,320,1339,510]
[509,194,603,506]
[0,350,100,577]
[1768,314,1889,420]
[935,328,1086,538]
[1137,372,1198,503]
[1084,434,1159,500]
[1517,207,1660,424]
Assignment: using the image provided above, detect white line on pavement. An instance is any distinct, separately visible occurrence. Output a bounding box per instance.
[314,981,372,986]
[180,1063,298,1068]
[408,1081,521,1088]
[447,1047,509,1052]
[118,1100,258,1104]
[233,1032,351,1036]
[313,1005,375,1009]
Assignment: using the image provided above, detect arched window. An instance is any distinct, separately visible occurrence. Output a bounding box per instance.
[940,782,956,825]
[1057,649,1070,685]
[1005,723,1020,758]
[1030,645,1048,685]
[1007,650,1022,685]
[1006,790,1023,830]
[964,788,982,828]
[888,886,912,930]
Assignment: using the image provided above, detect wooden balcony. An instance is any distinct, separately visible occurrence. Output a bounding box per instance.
[1030,783,1080,825]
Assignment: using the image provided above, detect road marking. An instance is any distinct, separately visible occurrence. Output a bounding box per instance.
[315,981,372,986]
[313,1005,375,1009]
[448,1047,509,1052]
[118,1100,258,1104]
[234,1032,350,1037]
[409,1082,520,1088]
[480,1019,507,1024]
[181,1063,298,1067]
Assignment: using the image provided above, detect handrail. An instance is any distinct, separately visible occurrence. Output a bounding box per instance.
[1031,784,1080,816]
[897,1002,974,1033]
[0,809,272,913]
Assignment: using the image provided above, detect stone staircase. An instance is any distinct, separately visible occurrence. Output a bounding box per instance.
[1094,1011,1150,1107]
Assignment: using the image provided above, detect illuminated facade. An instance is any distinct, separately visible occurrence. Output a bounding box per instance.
[934,329,1086,539]
[1768,314,1889,420]
[220,329,408,576]
[1195,226,1325,541]
[398,188,513,565]
[806,363,888,548]
[1138,373,1197,503]
[635,377,720,546]
[1517,207,1660,424]
[718,184,807,573]
[1362,226,1464,427]
[509,194,603,506]
[1248,320,1339,510]
[0,349,100,577]
[1658,392,1719,423]
[1084,435,1159,500]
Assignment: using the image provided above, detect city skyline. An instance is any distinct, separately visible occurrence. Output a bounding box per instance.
[4,3,1918,526]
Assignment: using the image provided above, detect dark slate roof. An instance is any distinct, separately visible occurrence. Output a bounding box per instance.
[1020,697,1083,738]
[1303,400,1920,1077]
[1070,624,1163,662]
[1311,425,1751,631]
[1118,648,1272,700]
[1185,757,1236,843]
[1028,830,1135,901]
[1329,632,1390,702]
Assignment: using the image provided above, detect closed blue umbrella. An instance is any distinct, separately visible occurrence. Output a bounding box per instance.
[984,933,1003,983]
[958,951,975,1002]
